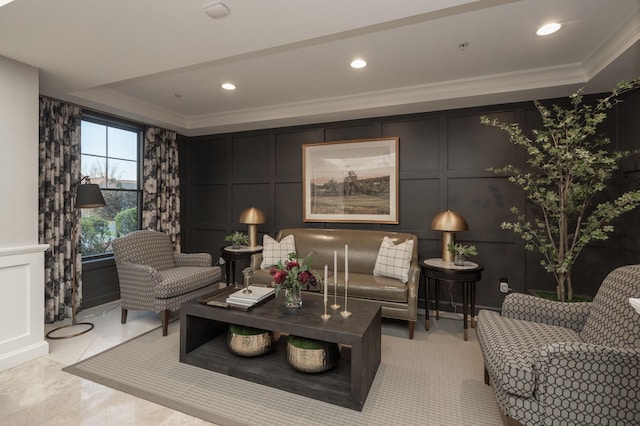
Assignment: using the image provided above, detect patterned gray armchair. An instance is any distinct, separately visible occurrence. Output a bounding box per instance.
[477,264,640,425]
[112,230,221,336]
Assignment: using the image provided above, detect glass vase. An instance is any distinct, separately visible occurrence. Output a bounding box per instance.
[284,286,303,308]
[454,254,466,266]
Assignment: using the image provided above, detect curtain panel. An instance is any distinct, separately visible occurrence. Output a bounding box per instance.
[38,97,82,323]
[142,127,181,250]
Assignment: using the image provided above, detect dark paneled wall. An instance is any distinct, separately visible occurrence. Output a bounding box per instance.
[82,257,120,308]
[175,91,639,312]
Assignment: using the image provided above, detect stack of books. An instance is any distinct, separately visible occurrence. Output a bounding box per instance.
[226,286,275,308]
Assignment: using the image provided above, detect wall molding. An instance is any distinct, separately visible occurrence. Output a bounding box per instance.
[0,244,49,372]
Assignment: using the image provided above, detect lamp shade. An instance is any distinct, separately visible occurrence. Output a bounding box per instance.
[431,210,468,232]
[75,183,106,209]
[239,207,266,224]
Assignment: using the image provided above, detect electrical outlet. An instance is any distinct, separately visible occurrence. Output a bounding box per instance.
[499,277,509,293]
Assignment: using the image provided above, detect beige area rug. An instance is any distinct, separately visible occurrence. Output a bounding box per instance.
[63,318,502,426]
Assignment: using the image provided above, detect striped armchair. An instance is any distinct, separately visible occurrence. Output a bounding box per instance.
[112,230,221,336]
[477,264,640,425]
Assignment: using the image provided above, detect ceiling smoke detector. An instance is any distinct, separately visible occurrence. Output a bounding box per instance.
[204,2,230,19]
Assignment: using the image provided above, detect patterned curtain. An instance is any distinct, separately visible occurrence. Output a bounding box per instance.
[142,126,181,250]
[38,97,82,323]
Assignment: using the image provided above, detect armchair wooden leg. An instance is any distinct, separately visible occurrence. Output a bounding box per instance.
[408,320,415,339]
[484,366,490,385]
[160,309,170,336]
[121,308,128,324]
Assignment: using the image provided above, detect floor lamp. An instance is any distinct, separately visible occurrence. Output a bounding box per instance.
[47,176,106,339]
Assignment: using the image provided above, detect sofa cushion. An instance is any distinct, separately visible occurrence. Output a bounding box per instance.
[477,309,582,398]
[155,266,221,299]
[260,234,296,269]
[348,272,407,302]
[373,237,413,283]
[579,264,640,348]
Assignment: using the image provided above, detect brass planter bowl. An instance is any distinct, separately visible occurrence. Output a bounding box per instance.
[287,341,340,373]
[227,330,276,357]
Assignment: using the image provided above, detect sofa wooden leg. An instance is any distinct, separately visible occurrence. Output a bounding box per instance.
[408,320,415,339]
[484,366,490,385]
[121,308,128,324]
[160,309,170,336]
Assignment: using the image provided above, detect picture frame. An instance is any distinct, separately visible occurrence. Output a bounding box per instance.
[302,137,399,223]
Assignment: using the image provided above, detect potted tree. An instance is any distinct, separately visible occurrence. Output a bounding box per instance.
[482,79,640,301]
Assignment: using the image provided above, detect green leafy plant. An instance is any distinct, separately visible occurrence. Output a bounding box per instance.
[228,324,266,335]
[482,79,640,301]
[447,243,478,257]
[115,207,137,237]
[287,335,333,350]
[80,215,112,256]
[224,231,249,247]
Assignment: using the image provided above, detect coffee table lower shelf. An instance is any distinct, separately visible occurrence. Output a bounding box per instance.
[182,332,353,406]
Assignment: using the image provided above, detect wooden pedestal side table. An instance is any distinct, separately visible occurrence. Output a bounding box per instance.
[220,245,263,286]
[421,258,484,341]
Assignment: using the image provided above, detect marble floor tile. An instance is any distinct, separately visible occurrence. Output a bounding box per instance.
[1,302,214,426]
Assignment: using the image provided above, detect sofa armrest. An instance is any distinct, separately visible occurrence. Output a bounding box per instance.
[174,252,212,267]
[406,263,420,321]
[116,261,160,291]
[534,342,640,424]
[502,293,591,332]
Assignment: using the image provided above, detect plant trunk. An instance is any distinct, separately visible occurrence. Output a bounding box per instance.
[556,271,566,302]
[566,270,573,301]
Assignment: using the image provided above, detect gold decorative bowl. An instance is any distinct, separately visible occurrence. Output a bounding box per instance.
[287,340,340,373]
[227,329,276,357]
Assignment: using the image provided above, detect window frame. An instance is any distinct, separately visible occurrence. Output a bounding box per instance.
[80,112,144,260]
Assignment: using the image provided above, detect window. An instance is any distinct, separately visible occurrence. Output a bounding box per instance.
[80,115,142,257]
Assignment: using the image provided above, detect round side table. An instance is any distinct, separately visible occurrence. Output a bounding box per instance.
[220,245,263,286]
[421,258,484,341]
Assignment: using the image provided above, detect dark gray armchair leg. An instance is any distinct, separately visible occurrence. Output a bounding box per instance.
[121,308,128,324]
[160,309,170,336]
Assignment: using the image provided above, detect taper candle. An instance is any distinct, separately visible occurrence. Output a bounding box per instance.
[345,244,349,284]
[324,264,328,302]
[334,250,337,287]
[331,250,340,310]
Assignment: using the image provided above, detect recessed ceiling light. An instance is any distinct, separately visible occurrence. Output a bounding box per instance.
[204,2,230,19]
[221,82,236,91]
[350,58,367,69]
[536,22,561,36]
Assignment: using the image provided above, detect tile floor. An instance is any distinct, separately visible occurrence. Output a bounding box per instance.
[1,301,215,425]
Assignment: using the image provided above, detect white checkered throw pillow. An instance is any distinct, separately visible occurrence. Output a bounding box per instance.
[260,234,296,269]
[373,236,414,283]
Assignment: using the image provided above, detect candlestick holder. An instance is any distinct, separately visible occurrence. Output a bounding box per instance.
[340,280,351,318]
[321,300,331,320]
[242,267,253,294]
[331,282,340,310]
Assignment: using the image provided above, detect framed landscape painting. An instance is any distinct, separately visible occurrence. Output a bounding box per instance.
[303,137,399,223]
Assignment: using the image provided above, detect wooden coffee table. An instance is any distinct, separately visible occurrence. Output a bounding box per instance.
[179,291,381,411]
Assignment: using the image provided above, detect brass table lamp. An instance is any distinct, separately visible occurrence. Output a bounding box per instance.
[239,207,266,248]
[431,210,469,262]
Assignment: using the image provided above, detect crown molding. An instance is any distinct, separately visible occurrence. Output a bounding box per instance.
[582,5,640,79]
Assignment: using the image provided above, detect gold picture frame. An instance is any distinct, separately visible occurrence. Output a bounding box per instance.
[302,137,399,223]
